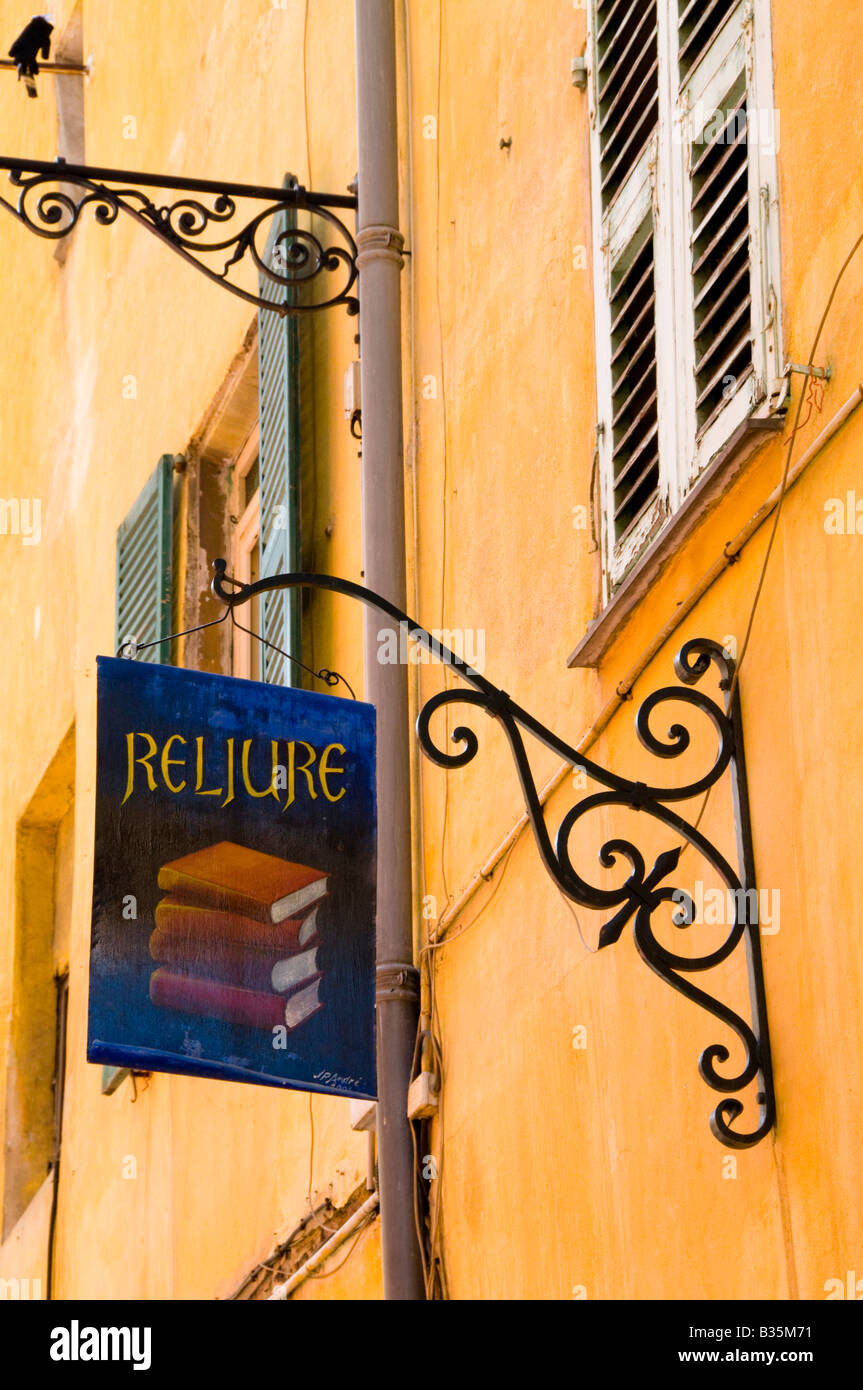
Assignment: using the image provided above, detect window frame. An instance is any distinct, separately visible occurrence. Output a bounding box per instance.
[587,0,783,597]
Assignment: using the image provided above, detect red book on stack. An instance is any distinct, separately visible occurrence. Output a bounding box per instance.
[150,970,324,1032]
[148,842,327,1032]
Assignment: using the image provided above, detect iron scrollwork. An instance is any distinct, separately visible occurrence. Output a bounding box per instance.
[0,157,358,316]
[211,560,775,1149]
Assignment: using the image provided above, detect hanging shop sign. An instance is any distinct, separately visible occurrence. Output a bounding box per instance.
[88,657,376,1100]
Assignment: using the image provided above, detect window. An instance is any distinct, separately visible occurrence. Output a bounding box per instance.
[256,180,304,687]
[588,0,783,591]
[3,731,74,1239]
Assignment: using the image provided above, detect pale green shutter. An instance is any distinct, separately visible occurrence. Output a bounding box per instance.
[106,453,173,1093]
[115,454,173,663]
[258,177,302,687]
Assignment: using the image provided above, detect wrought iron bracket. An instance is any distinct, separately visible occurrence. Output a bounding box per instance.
[0,156,358,315]
[211,560,776,1150]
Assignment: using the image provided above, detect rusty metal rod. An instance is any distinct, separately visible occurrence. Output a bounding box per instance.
[0,59,89,76]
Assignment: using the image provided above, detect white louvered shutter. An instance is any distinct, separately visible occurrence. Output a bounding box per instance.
[592,0,667,577]
[588,0,782,593]
[677,0,781,478]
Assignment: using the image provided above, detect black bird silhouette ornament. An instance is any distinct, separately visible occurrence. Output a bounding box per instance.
[8,14,53,99]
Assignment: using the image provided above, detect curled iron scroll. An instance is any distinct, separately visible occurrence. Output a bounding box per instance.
[0,167,359,316]
[210,568,775,1149]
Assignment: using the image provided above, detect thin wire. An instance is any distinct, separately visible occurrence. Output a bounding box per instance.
[424,838,516,954]
[228,609,357,698]
[427,948,448,1298]
[119,605,357,698]
[782,373,824,440]
[306,1092,339,1236]
[676,234,863,863]
[304,1221,370,1281]
[675,785,712,864]
[647,234,863,878]
[116,609,229,658]
[417,797,515,1297]
[408,1024,432,1288]
[561,889,599,956]
[729,226,863,703]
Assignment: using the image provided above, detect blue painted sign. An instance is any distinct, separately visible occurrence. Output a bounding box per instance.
[88,657,377,1100]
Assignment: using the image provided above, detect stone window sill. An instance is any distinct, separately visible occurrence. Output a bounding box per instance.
[567,416,785,669]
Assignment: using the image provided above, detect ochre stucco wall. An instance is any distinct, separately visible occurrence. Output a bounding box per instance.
[0,0,374,1300]
[1,0,861,1301]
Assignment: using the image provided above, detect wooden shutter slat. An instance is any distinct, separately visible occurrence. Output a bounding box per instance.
[693,259,750,341]
[612,353,656,429]
[612,391,659,467]
[678,0,738,85]
[613,444,660,519]
[697,364,755,436]
[612,332,656,409]
[692,158,747,243]
[598,51,659,147]
[596,1,658,209]
[600,99,659,197]
[613,410,659,482]
[690,94,747,182]
[692,189,749,276]
[608,222,659,540]
[117,516,160,581]
[692,225,748,311]
[611,239,652,300]
[694,294,751,376]
[679,0,729,65]
[610,290,656,369]
[695,327,752,410]
[115,455,173,663]
[597,0,650,79]
[597,0,637,47]
[598,6,654,90]
[610,259,653,335]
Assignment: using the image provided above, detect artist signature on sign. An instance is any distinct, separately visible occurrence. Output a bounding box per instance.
[314,1069,363,1089]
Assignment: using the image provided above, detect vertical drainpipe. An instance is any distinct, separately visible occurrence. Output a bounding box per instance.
[354,1,426,1299]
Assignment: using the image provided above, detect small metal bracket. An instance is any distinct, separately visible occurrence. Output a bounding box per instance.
[0,58,90,78]
[571,55,588,90]
[783,361,831,381]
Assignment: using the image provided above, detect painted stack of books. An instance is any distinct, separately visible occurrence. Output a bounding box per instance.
[148,841,328,1033]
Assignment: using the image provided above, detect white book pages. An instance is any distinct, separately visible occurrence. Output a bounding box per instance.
[271,946,319,994]
[284,977,322,1029]
[298,905,320,947]
[271,878,328,924]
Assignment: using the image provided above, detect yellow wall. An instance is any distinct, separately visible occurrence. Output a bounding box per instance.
[1,0,862,1300]
[0,0,372,1301]
[404,0,863,1299]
